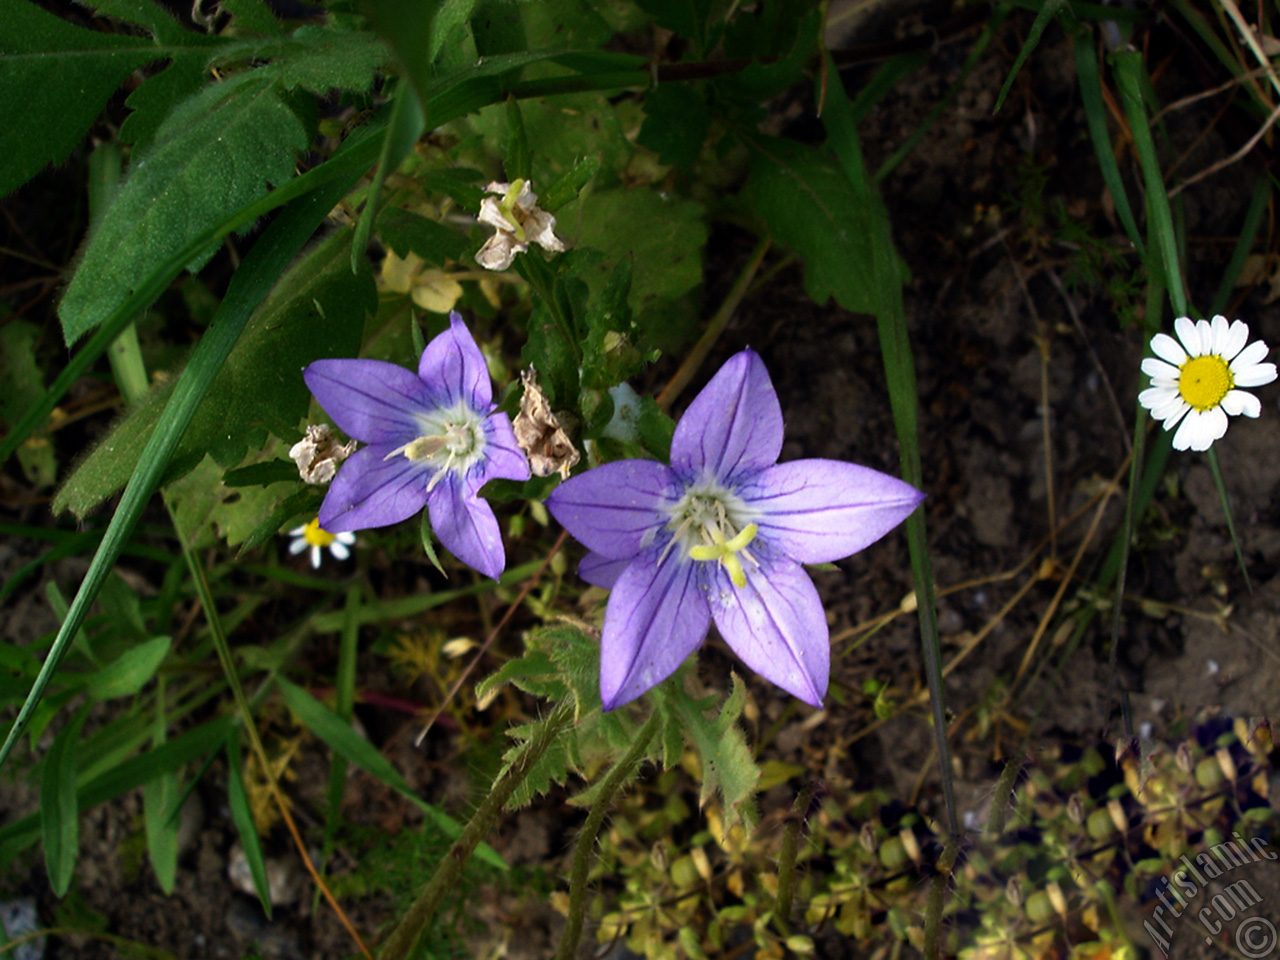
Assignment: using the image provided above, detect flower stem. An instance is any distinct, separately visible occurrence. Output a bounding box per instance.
[378,702,575,960]
[553,709,660,960]
[1207,447,1251,591]
[773,780,819,936]
[923,836,960,960]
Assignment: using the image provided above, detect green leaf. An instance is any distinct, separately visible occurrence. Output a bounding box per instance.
[225,729,273,916]
[994,0,1066,112]
[638,84,709,168]
[275,677,506,869]
[86,636,171,701]
[539,154,601,213]
[556,187,707,327]
[352,79,425,271]
[261,25,385,92]
[0,0,167,196]
[658,675,759,828]
[419,511,448,577]
[41,708,86,897]
[118,46,211,150]
[58,72,309,345]
[745,135,889,314]
[223,460,298,488]
[0,320,56,487]
[378,209,470,265]
[55,229,374,516]
[143,691,178,895]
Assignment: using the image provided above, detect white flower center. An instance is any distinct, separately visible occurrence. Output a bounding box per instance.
[661,480,760,588]
[385,401,486,492]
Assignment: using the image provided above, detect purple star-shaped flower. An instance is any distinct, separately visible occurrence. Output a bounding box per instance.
[303,313,530,579]
[546,350,924,710]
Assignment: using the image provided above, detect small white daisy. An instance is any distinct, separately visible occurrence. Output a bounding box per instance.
[287,518,356,569]
[1138,315,1277,451]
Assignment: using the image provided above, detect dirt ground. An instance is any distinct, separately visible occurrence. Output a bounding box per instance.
[3,10,1279,960]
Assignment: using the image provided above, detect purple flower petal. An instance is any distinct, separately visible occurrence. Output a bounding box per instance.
[579,552,630,589]
[304,360,435,444]
[600,556,710,710]
[546,460,680,560]
[741,460,924,564]
[318,445,430,532]
[418,312,493,410]
[708,560,828,707]
[428,470,505,580]
[481,413,532,484]
[670,350,783,483]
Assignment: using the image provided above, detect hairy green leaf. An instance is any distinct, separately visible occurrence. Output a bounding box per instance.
[221,0,282,36]
[56,230,374,516]
[59,72,308,345]
[638,84,709,168]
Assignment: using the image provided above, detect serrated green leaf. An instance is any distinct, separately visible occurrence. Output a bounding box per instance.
[223,460,298,488]
[166,455,301,549]
[41,708,86,897]
[58,73,308,345]
[261,25,385,92]
[745,135,890,313]
[275,677,505,868]
[539,154,601,214]
[225,729,273,916]
[501,722,574,809]
[475,650,563,705]
[0,0,171,196]
[86,636,170,701]
[118,46,211,150]
[55,229,373,516]
[658,675,759,828]
[221,0,282,36]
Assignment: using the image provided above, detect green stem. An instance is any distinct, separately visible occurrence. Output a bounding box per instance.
[773,780,819,936]
[378,702,575,960]
[554,709,660,960]
[923,836,960,960]
[1208,447,1251,591]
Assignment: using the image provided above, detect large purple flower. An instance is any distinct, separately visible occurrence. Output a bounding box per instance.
[303,313,530,579]
[546,350,924,710]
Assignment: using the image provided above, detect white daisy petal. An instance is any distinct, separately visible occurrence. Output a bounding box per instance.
[1222,319,1250,361]
[289,525,308,537]
[329,541,350,561]
[1193,319,1213,356]
[1174,317,1199,355]
[1154,397,1190,427]
[1139,385,1175,411]
[337,532,357,545]
[1209,315,1231,355]
[1229,340,1270,372]
[1151,332,1188,366]
[1233,362,1277,388]
[1221,390,1262,418]
[310,546,323,569]
[1141,358,1181,382]
[288,538,308,556]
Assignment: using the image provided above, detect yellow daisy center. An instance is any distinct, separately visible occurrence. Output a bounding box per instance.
[303,518,336,548]
[1178,355,1233,412]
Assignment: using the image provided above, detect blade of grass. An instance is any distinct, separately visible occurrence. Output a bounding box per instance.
[322,586,362,873]
[1073,32,1145,254]
[143,679,178,895]
[350,79,425,272]
[820,54,958,845]
[993,0,1066,113]
[226,727,273,916]
[0,169,365,773]
[1212,176,1271,313]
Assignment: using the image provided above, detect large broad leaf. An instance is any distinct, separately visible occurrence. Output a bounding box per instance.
[745,135,903,314]
[0,0,209,196]
[55,230,374,518]
[58,71,309,345]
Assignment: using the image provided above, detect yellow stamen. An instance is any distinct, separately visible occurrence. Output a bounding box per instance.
[688,523,759,588]
[302,518,336,548]
[1178,354,1233,411]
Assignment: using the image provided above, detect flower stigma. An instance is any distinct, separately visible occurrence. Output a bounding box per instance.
[497,178,529,242]
[1178,354,1233,411]
[661,485,760,587]
[302,517,336,548]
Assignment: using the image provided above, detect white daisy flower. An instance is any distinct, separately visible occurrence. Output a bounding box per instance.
[1138,315,1277,451]
[475,179,566,271]
[287,518,356,569]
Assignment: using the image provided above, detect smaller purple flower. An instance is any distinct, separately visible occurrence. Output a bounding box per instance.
[547,350,924,710]
[303,313,530,579]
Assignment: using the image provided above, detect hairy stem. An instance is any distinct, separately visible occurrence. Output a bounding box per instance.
[554,709,660,960]
[379,702,575,960]
[773,780,819,935]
